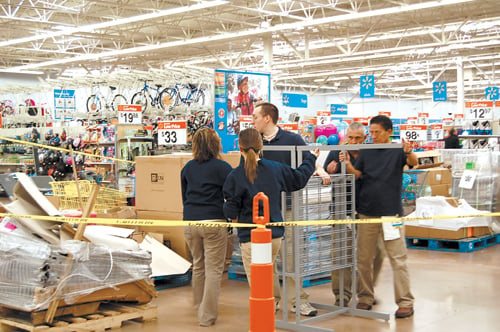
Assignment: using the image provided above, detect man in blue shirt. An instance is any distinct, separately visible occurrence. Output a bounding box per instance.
[342,115,417,319]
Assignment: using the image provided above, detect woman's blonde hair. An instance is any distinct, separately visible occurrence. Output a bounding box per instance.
[192,127,221,162]
[239,128,262,184]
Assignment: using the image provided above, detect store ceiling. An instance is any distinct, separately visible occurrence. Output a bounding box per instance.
[1,0,500,101]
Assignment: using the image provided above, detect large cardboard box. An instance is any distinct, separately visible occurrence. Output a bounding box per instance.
[430,184,451,197]
[136,210,190,261]
[405,225,492,240]
[405,167,452,186]
[135,152,241,213]
[413,151,441,168]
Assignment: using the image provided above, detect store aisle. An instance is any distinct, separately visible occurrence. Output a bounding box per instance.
[120,244,500,332]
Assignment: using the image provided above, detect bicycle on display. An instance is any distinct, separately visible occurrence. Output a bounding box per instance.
[86,82,128,115]
[131,80,173,113]
[162,83,206,109]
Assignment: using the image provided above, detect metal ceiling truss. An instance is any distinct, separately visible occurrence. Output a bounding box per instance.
[0,0,499,100]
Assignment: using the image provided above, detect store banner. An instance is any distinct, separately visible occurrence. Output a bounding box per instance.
[330,104,348,115]
[53,89,76,120]
[360,75,375,98]
[282,93,307,108]
[433,81,447,101]
[485,87,499,101]
[214,69,271,152]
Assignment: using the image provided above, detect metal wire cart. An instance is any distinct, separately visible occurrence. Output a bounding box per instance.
[275,145,390,332]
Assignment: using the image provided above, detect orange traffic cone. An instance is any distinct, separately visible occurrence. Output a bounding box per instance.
[249,192,275,332]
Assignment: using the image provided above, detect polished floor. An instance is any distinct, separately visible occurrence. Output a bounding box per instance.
[117,243,500,332]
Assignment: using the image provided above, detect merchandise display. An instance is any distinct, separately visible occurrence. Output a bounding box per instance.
[0,1,499,331]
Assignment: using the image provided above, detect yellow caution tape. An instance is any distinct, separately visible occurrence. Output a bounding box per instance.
[1,211,498,229]
[0,135,134,164]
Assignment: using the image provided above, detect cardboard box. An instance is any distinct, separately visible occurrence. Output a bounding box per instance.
[136,210,190,261]
[413,150,440,167]
[430,184,451,197]
[405,167,452,186]
[96,206,137,219]
[405,225,492,240]
[135,153,240,213]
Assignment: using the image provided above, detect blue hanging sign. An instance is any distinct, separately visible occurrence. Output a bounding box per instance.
[360,75,375,98]
[330,104,348,115]
[485,87,499,101]
[282,93,308,108]
[433,81,447,101]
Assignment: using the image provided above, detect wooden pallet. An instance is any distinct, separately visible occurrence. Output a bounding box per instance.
[406,233,500,252]
[0,303,157,332]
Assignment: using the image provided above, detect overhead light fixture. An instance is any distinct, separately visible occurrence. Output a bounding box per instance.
[0,1,229,49]
[8,0,473,73]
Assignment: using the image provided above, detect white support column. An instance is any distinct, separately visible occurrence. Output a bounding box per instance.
[457,57,464,114]
[263,33,273,71]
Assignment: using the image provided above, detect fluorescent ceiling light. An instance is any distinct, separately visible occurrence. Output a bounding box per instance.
[9,0,472,72]
[0,1,229,49]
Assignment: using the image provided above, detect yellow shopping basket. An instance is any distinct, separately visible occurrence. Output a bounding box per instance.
[50,180,128,212]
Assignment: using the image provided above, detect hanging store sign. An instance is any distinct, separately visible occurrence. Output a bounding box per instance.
[331,104,348,115]
[360,75,375,98]
[282,93,308,108]
[400,124,427,141]
[464,101,493,120]
[485,87,499,101]
[454,114,465,126]
[118,105,142,124]
[433,81,447,102]
[54,89,76,120]
[378,111,391,117]
[431,124,444,140]
[157,121,187,145]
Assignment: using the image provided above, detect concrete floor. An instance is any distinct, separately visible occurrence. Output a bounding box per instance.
[117,243,500,332]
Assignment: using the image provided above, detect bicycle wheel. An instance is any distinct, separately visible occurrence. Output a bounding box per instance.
[131,90,149,112]
[86,95,102,114]
[159,87,178,111]
[111,94,128,112]
[192,89,205,106]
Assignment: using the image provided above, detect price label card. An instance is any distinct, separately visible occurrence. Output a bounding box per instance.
[459,170,477,189]
[431,124,444,140]
[442,118,454,126]
[239,115,253,132]
[278,123,299,133]
[407,117,418,125]
[158,121,187,145]
[118,105,142,124]
[316,111,331,126]
[418,112,429,125]
[400,124,427,141]
[464,101,493,119]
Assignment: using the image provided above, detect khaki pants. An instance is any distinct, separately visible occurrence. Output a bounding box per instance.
[357,215,414,307]
[240,237,283,301]
[331,225,386,302]
[184,225,228,326]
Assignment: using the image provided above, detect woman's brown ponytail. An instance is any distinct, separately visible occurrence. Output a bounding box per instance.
[238,128,263,184]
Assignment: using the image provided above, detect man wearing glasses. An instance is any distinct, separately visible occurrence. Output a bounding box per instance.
[323,122,385,307]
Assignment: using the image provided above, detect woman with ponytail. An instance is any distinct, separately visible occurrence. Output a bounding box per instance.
[223,128,319,288]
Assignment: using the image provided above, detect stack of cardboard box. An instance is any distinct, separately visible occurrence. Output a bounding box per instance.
[135,153,241,261]
[404,167,452,197]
